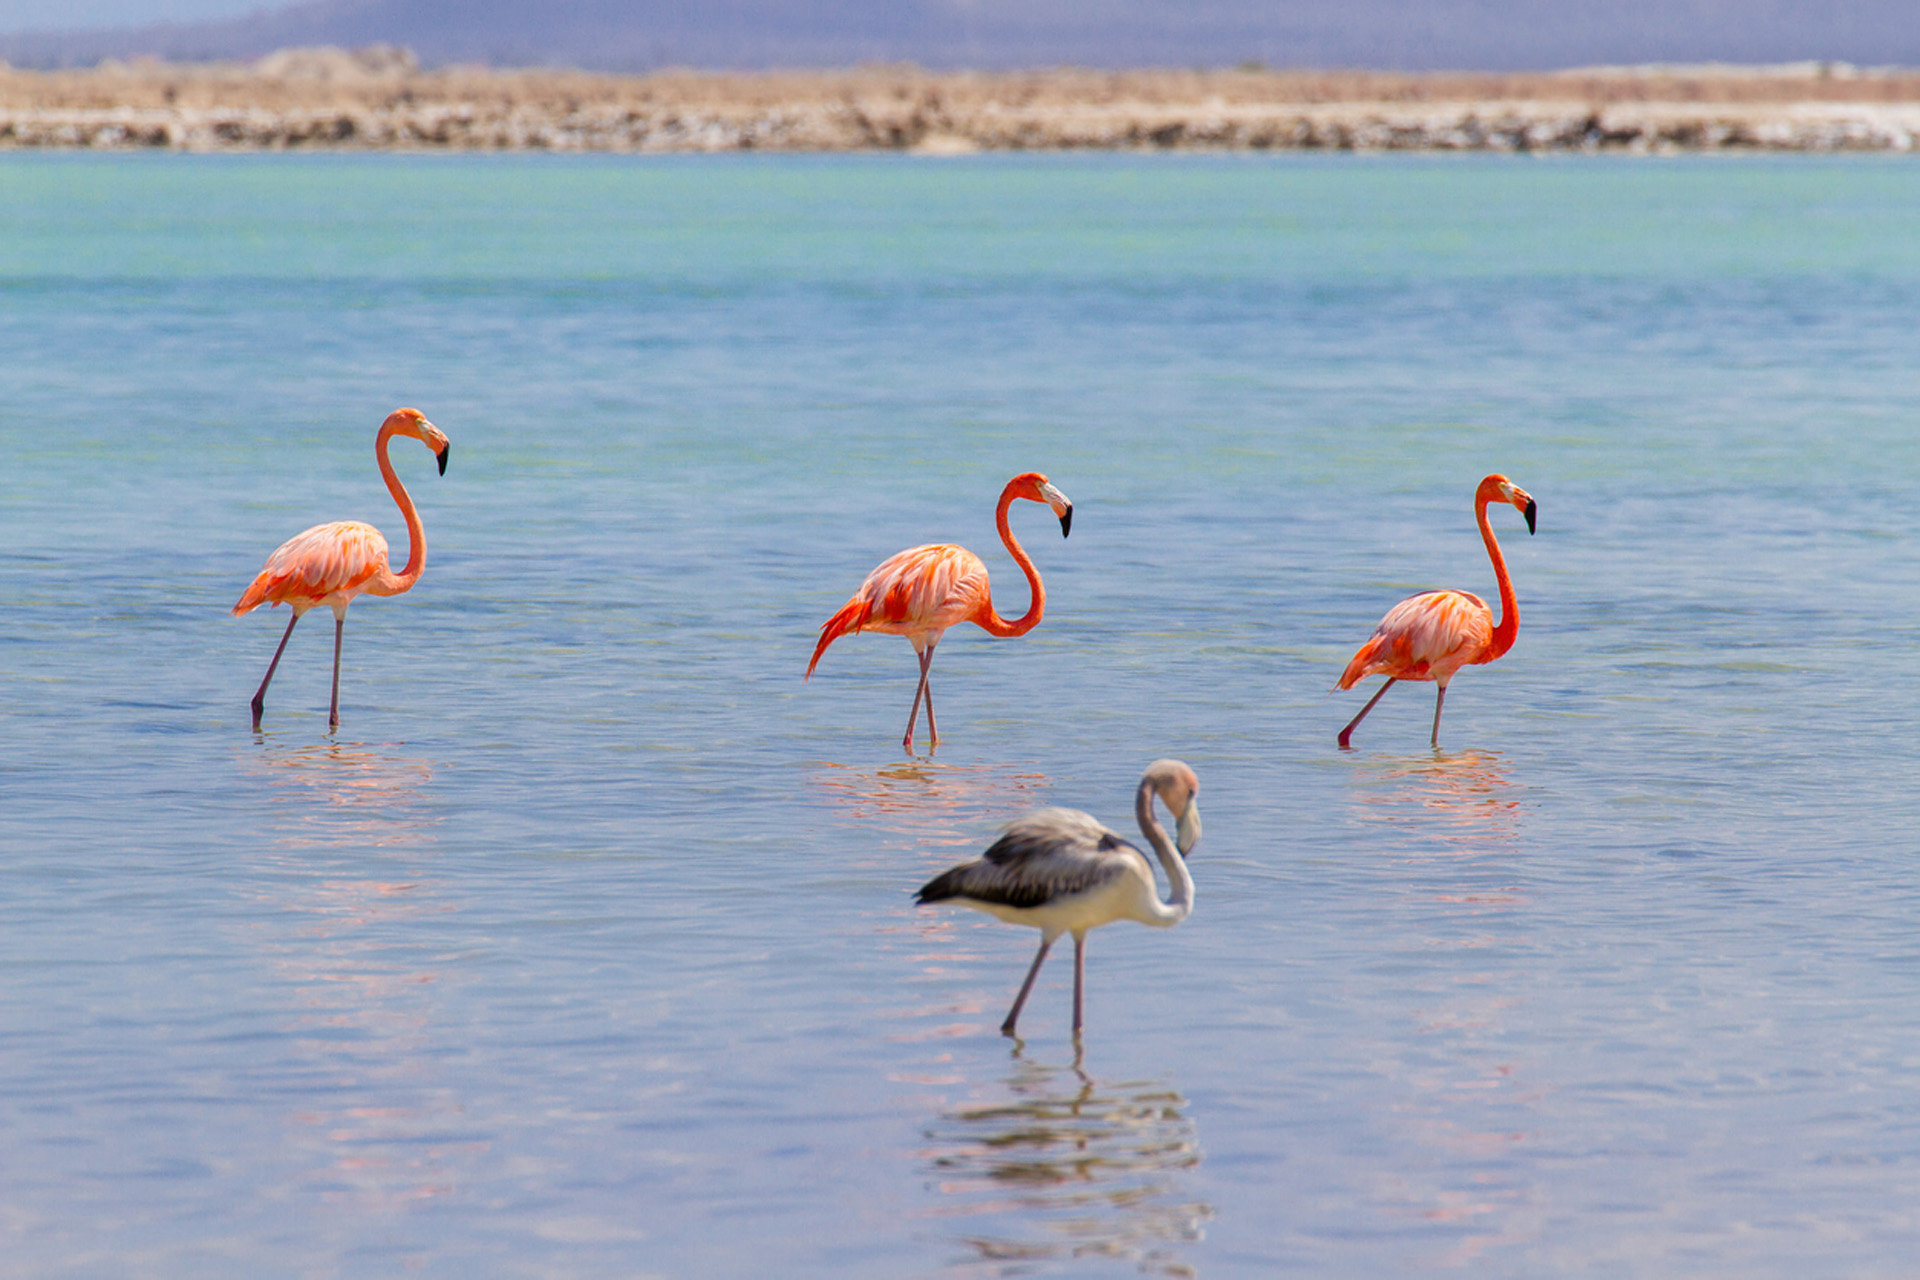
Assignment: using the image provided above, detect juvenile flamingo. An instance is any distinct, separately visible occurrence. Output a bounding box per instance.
[232,408,450,731]
[806,472,1072,754]
[1335,473,1537,750]
[916,759,1200,1040]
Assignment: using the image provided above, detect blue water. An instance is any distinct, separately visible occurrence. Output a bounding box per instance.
[5,152,1920,1276]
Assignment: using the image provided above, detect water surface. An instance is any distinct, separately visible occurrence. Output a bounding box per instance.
[4,153,1920,1276]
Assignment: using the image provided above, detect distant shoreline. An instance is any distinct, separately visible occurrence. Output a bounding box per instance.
[5,52,1919,153]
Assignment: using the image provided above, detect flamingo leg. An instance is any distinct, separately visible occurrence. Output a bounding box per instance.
[329,615,345,731]
[923,644,938,750]
[1071,932,1087,1039]
[902,647,933,755]
[1337,677,1397,750]
[1431,681,1448,748]
[249,612,302,731]
[1001,935,1054,1037]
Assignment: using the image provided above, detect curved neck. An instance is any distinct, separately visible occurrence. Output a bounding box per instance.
[1135,783,1194,927]
[975,481,1045,637]
[1478,495,1518,661]
[377,422,427,592]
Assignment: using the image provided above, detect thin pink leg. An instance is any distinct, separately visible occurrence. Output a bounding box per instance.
[329,615,344,731]
[902,648,932,754]
[1071,933,1087,1039]
[1001,935,1054,1037]
[250,612,300,731]
[1430,681,1449,748]
[1337,677,1396,749]
[923,644,938,751]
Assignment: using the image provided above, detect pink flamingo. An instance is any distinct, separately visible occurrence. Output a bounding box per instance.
[806,472,1072,754]
[1335,473,1537,749]
[232,408,450,731]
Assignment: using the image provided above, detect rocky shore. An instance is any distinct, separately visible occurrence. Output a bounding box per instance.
[4,49,1919,153]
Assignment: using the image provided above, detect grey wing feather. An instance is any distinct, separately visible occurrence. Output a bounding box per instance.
[916,808,1135,910]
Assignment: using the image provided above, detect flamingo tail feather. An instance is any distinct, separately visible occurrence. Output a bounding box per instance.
[806,594,873,678]
[1336,634,1391,690]
[232,574,275,617]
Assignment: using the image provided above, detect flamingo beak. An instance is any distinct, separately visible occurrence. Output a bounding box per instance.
[1175,798,1201,858]
[436,443,450,476]
[1500,480,1535,534]
[1039,481,1072,538]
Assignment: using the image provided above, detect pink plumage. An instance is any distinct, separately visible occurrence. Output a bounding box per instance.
[806,472,1073,754]
[1335,474,1537,750]
[233,408,450,731]
[1336,588,1493,690]
[232,520,393,617]
[805,543,989,673]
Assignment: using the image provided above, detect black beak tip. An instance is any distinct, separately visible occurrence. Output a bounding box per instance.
[436,444,450,476]
[1523,499,1537,534]
[1059,506,1073,538]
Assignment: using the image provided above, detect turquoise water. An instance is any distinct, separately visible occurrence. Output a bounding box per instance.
[5,152,1920,1276]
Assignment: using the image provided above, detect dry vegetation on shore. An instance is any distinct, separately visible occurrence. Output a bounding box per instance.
[5,47,1920,151]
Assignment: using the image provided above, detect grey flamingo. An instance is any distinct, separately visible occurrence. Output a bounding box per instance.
[915,759,1201,1039]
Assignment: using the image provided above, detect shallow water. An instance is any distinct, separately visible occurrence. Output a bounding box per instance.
[5,152,1920,1276]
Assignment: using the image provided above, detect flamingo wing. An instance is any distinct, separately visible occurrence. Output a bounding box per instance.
[1338,589,1493,687]
[858,543,989,631]
[808,543,989,674]
[917,807,1132,909]
[233,520,390,615]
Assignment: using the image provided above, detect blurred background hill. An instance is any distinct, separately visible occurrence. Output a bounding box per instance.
[3,0,1918,72]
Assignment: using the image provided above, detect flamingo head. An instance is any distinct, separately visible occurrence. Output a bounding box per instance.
[1144,758,1202,857]
[1480,473,1535,534]
[1009,471,1073,538]
[385,408,451,475]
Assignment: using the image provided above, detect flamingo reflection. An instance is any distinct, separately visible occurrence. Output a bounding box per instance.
[917,1055,1211,1276]
[1345,746,1540,1260]
[1349,748,1522,851]
[238,741,477,1212]
[245,739,438,849]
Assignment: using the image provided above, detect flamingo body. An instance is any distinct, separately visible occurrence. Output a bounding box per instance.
[1335,474,1536,750]
[234,408,450,731]
[809,542,990,660]
[917,760,1200,1039]
[1337,588,1493,689]
[920,807,1167,933]
[233,520,397,618]
[807,471,1072,754]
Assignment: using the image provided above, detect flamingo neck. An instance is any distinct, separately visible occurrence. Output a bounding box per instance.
[1135,783,1194,927]
[376,421,426,594]
[1479,495,1518,661]
[975,481,1045,637]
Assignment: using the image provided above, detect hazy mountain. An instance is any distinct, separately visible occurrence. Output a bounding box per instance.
[4,0,1917,72]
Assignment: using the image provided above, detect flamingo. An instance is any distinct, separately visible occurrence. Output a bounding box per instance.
[1335,473,1537,750]
[806,471,1072,754]
[232,408,450,731]
[916,759,1200,1039]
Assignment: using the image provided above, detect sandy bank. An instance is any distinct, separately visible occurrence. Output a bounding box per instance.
[5,52,1920,152]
